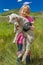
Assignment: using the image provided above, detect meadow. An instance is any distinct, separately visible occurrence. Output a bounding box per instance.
[0,11,43,65]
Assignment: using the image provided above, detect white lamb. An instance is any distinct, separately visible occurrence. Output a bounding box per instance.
[9,13,34,62]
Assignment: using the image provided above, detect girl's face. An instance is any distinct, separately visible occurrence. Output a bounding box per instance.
[20,6,30,17]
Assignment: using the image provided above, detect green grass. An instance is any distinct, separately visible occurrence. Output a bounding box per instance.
[0,12,43,65]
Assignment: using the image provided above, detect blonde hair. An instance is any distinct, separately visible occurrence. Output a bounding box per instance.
[19,4,30,14]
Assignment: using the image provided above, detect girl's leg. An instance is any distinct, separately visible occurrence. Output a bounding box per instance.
[17,44,23,60]
[26,51,30,65]
[16,44,23,65]
[16,31,24,65]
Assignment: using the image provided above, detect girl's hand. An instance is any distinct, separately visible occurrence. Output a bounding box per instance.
[30,25,35,31]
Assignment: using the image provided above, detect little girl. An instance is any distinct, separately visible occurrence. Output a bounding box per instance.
[19,4,35,65]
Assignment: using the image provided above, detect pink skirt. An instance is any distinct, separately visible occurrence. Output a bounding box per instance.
[16,32,24,44]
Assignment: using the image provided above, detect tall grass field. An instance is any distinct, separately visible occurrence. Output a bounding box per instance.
[0,11,43,65]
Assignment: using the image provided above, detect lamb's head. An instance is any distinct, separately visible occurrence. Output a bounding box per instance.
[9,13,20,23]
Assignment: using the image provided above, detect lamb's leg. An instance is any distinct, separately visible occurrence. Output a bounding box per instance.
[26,33,34,43]
[22,38,30,62]
[13,32,18,43]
